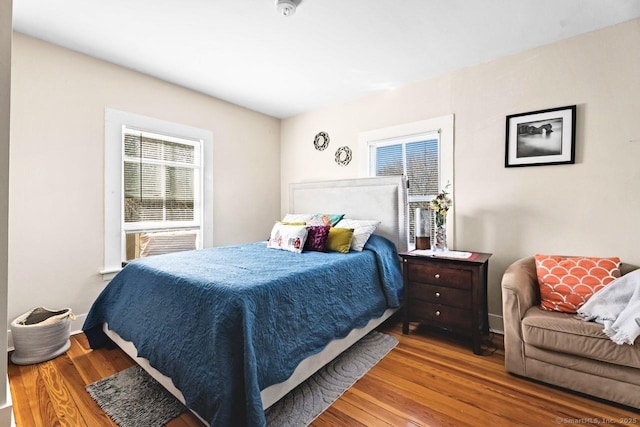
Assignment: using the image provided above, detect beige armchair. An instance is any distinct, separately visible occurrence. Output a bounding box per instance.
[501,256,640,409]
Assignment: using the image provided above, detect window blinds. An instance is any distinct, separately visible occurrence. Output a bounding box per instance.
[123,128,201,231]
[373,135,440,197]
[372,132,440,243]
[406,139,439,197]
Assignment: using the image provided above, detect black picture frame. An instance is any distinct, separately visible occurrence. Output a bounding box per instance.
[505,105,576,167]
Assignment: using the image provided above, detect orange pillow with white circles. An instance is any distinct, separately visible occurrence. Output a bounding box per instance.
[534,254,621,313]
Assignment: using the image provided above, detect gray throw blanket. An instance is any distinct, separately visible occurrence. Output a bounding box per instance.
[577,269,640,345]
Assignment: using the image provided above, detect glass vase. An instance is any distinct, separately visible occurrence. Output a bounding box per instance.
[431,211,448,253]
[414,207,431,250]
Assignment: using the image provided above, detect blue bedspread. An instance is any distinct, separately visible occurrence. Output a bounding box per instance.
[83,234,402,426]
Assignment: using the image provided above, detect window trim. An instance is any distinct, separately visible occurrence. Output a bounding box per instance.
[102,109,214,280]
[358,115,454,248]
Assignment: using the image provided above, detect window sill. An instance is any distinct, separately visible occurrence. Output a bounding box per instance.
[100,267,122,281]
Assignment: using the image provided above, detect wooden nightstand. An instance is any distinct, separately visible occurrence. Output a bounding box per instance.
[399,251,492,355]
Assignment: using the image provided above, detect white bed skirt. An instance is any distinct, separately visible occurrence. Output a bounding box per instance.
[103,307,398,423]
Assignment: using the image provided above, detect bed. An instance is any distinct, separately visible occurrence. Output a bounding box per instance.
[83,176,407,426]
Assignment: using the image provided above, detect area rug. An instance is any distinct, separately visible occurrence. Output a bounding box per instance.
[86,365,187,427]
[265,330,398,426]
[86,330,398,427]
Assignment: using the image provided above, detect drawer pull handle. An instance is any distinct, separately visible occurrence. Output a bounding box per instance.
[434,273,440,279]
[435,292,441,298]
[435,310,441,316]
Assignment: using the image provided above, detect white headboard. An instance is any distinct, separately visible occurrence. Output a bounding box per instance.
[289,176,408,253]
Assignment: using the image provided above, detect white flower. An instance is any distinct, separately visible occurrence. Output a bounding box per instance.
[431,184,452,227]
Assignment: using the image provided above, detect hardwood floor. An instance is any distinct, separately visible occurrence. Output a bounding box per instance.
[8,320,638,426]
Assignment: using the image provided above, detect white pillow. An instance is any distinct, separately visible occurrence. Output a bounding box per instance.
[281,213,314,223]
[334,219,381,251]
[267,222,308,254]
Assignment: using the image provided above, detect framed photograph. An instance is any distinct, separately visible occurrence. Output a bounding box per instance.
[505,105,576,167]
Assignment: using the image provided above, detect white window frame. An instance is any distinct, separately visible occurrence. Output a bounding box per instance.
[358,115,454,248]
[102,109,214,280]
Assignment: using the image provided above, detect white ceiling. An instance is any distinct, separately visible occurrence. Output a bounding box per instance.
[12,0,640,119]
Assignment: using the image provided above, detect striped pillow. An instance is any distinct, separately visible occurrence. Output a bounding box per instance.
[335,219,380,252]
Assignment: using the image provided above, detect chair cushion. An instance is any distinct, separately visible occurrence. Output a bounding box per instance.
[521,306,640,369]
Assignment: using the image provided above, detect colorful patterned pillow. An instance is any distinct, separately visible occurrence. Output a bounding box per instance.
[303,225,331,252]
[534,254,621,313]
[307,213,345,227]
[326,228,354,253]
[267,223,308,254]
[334,218,381,251]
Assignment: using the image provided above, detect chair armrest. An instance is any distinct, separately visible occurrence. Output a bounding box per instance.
[621,262,640,276]
[501,256,539,317]
[501,256,539,375]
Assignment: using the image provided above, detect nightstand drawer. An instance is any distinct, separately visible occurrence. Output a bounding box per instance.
[409,283,471,310]
[406,263,472,290]
[409,300,472,331]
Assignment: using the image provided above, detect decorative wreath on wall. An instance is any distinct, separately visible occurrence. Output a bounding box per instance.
[313,132,330,151]
[335,146,352,166]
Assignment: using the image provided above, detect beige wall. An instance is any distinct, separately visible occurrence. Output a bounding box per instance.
[7,19,640,337]
[8,33,281,329]
[1,0,12,423]
[281,19,640,330]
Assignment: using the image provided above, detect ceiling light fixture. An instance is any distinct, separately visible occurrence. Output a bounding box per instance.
[275,0,296,17]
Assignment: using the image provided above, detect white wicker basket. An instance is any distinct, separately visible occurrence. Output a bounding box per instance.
[10,307,75,365]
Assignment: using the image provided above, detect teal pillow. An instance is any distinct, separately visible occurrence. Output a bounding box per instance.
[308,213,345,227]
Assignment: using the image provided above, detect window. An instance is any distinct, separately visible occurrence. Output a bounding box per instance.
[122,129,202,260]
[359,115,454,249]
[370,134,439,244]
[103,109,213,279]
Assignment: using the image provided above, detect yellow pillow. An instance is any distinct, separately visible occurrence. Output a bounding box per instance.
[326,228,354,253]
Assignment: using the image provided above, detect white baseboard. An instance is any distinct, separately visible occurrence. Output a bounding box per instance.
[488,313,504,335]
[6,313,87,352]
[69,313,87,337]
